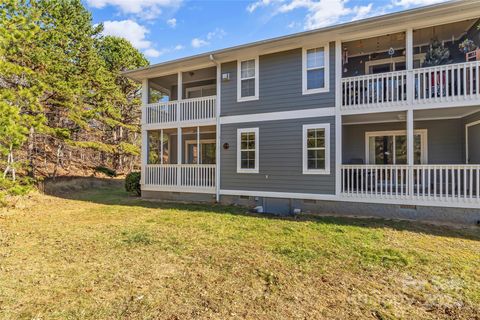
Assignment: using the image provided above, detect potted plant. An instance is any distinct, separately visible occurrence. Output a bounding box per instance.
[459,39,477,54]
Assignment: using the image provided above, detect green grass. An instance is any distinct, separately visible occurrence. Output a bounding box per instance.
[0,184,479,319]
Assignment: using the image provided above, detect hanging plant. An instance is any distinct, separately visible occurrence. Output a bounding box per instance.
[458,39,477,54]
[423,40,451,67]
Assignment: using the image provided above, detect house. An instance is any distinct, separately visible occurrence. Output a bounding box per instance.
[124,0,480,225]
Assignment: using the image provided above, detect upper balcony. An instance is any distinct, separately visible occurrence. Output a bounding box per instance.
[142,66,217,128]
[341,18,480,114]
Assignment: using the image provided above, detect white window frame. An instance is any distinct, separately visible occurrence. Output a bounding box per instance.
[237,57,259,102]
[185,84,216,99]
[302,44,329,95]
[365,129,428,164]
[184,139,216,164]
[237,127,259,173]
[303,123,330,175]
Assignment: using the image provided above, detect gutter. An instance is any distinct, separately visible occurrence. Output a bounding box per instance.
[209,54,222,203]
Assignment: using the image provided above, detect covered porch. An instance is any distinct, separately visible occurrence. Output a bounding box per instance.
[143,125,217,193]
[341,18,480,112]
[340,107,480,205]
[142,66,218,126]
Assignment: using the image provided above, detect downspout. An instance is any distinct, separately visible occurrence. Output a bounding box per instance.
[210,54,221,203]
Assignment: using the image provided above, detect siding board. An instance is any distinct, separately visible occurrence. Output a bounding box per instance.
[220,43,335,116]
[220,117,336,194]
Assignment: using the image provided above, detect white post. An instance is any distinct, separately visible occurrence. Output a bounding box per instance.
[140,79,149,188]
[160,129,164,165]
[197,126,200,164]
[177,127,182,186]
[177,71,183,122]
[335,40,343,197]
[406,28,414,105]
[215,63,221,202]
[407,109,414,196]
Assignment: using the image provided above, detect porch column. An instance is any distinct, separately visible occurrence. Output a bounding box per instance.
[141,79,149,187]
[407,109,414,196]
[335,40,343,196]
[177,127,182,186]
[197,126,200,164]
[177,71,183,122]
[406,28,414,104]
[215,63,221,202]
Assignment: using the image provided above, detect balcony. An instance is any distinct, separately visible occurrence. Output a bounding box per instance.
[341,61,480,112]
[341,165,480,205]
[341,17,480,113]
[144,164,216,193]
[143,95,217,126]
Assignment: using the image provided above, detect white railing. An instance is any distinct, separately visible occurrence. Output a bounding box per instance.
[342,165,410,199]
[144,164,216,191]
[341,165,480,203]
[414,61,480,103]
[180,96,216,122]
[341,70,408,110]
[341,61,480,111]
[144,96,216,125]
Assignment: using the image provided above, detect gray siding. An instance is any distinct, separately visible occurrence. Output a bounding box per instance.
[220,43,335,116]
[342,119,464,164]
[220,116,336,194]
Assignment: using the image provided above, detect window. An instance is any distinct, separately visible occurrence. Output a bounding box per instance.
[237,128,259,173]
[365,130,428,165]
[237,58,259,102]
[302,45,329,94]
[303,124,330,174]
[185,139,216,164]
[147,130,170,164]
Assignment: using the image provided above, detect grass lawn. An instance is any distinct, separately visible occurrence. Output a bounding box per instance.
[1,182,479,319]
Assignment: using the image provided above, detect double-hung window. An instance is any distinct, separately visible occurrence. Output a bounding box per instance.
[303,124,330,174]
[302,45,329,94]
[237,128,259,173]
[237,58,259,102]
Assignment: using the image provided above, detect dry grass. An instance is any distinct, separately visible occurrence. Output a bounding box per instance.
[0,183,479,319]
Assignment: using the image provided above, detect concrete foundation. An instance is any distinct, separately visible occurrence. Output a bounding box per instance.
[142,190,215,203]
[220,195,480,226]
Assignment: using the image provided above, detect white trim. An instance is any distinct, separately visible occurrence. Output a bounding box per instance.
[365,129,428,164]
[302,123,330,175]
[219,189,480,209]
[221,107,335,125]
[237,57,259,102]
[465,119,480,164]
[237,127,259,173]
[335,40,342,196]
[184,139,216,164]
[302,44,330,95]
[185,84,216,98]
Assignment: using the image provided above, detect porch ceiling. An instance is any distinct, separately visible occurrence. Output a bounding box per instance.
[343,106,480,124]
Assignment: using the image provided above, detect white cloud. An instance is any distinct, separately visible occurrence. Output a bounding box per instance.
[246,0,445,31]
[174,44,185,50]
[102,20,152,49]
[191,38,209,48]
[392,0,447,8]
[191,28,226,48]
[247,0,279,13]
[207,28,226,40]
[86,0,182,20]
[144,48,161,57]
[167,18,177,27]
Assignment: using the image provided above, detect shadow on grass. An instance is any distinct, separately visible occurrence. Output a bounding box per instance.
[43,177,480,242]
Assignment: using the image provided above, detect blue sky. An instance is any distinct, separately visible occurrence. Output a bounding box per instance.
[84,0,447,64]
